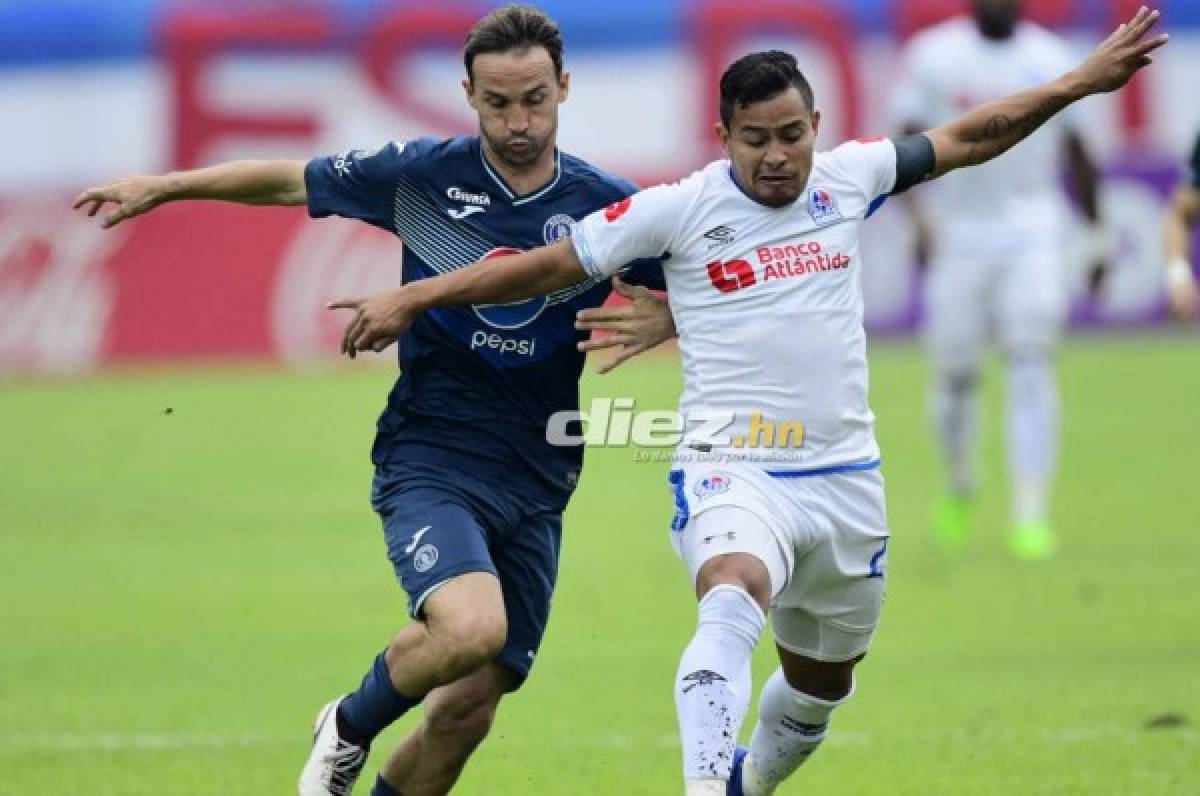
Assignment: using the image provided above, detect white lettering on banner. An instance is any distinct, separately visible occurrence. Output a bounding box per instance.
[271,220,400,365]
[0,206,120,373]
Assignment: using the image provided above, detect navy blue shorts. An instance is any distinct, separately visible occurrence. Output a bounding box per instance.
[370,464,562,689]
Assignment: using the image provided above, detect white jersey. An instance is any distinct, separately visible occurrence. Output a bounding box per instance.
[892,18,1078,253]
[572,140,901,472]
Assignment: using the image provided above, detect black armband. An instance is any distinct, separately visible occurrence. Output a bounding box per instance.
[892,133,936,194]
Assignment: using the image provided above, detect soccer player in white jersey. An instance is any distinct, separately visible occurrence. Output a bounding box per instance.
[327,8,1165,793]
[892,0,1111,558]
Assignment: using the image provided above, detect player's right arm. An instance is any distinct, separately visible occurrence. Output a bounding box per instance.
[1162,133,1200,320]
[330,183,687,357]
[923,6,1166,178]
[73,160,307,229]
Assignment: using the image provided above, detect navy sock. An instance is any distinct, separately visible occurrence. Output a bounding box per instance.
[338,651,421,744]
[371,774,402,796]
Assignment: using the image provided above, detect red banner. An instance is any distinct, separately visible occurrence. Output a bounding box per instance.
[0,201,401,373]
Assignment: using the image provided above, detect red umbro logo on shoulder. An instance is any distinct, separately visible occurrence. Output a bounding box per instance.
[605,197,632,222]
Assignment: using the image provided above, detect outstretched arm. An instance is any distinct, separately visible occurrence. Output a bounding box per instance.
[925,6,1166,178]
[73,160,307,229]
[329,239,587,357]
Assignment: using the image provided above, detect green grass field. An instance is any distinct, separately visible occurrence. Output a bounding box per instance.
[2,336,1198,795]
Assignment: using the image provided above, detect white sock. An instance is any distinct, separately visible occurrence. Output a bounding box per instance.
[930,368,980,496]
[676,585,764,785]
[1007,354,1059,524]
[743,669,852,795]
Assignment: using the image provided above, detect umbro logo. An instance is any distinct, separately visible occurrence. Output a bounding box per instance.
[447,206,486,220]
[702,224,737,248]
[681,669,728,693]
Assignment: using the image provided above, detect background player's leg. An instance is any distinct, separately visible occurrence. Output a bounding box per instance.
[1005,349,1060,557]
[925,255,990,549]
[740,645,860,796]
[674,505,784,796]
[999,245,1066,559]
[373,663,516,796]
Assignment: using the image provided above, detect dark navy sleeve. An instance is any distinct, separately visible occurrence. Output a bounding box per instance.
[304,139,428,231]
[891,133,936,194]
[1189,131,1200,190]
[618,258,667,291]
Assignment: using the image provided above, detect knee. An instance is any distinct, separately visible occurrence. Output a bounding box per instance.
[696,554,772,611]
[939,367,978,394]
[425,691,501,749]
[782,654,863,702]
[430,613,507,680]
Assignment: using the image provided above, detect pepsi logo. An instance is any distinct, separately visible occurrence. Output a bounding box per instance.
[471,247,548,330]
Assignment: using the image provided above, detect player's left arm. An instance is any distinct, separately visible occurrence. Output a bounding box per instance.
[329,239,586,357]
[924,6,1166,178]
[1162,138,1200,320]
[1063,129,1112,294]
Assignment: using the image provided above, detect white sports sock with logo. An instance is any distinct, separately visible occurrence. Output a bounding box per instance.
[675,585,764,787]
[743,668,852,795]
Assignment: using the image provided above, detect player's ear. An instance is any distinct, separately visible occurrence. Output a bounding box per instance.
[715,122,731,155]
[462,78,478,109]
[811,109,822,138]
[557,71,570,104]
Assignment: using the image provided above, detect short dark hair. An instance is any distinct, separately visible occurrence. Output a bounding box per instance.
[719,51,815,128]
[464,5,564,80]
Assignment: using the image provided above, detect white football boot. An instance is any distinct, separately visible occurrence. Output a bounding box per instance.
[298,697,369,795]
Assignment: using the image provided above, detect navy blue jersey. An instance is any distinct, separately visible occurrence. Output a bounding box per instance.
[305,136,664,509]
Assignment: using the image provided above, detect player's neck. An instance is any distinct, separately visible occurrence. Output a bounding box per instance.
[481,141,558,197]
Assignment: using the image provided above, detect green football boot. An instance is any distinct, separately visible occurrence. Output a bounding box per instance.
[1010,520,1058,560]
[932,494,974,552]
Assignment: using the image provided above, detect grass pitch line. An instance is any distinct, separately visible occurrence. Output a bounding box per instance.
[0,733,280,752]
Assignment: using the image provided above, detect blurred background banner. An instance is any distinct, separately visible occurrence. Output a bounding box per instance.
[2,0,1198,373]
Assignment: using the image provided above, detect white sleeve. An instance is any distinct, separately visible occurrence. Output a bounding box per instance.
[827,139,899,204]
[570,182,689,280]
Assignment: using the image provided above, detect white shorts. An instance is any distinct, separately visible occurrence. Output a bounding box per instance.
[925,245,1068,372]
[668,460,890,662]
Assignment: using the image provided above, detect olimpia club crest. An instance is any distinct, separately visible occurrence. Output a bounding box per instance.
[543,213,575,244]
[807,186,843,226]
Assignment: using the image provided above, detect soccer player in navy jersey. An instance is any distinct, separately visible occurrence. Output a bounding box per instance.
[74,6,673,795]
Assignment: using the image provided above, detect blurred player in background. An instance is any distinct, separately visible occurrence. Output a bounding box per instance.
[893,0,1111,559]
[325,10,1165,794]
[1162,129,1200,319]
[74,6,673,795]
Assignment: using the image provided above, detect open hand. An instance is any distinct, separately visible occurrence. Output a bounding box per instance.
[575,277,675,374]
[1074,6,1168,96]
[72,176,171,228]
[327,289,420,358]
